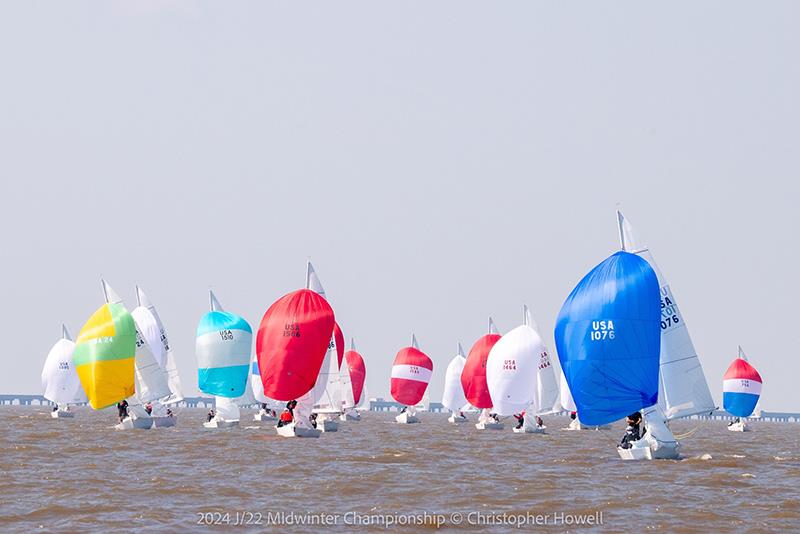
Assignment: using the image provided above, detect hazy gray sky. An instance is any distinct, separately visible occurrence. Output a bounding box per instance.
[2,2,798,409]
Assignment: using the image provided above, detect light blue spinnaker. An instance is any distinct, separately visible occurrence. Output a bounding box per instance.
[196,291,253,398]
[554,251,661,426]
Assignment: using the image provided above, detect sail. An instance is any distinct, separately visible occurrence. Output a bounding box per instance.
[461,319,501,409]
[441,343,468,412]
[313,336,342,413]
[195,293,252,397]
[333,323,345,369]
[723,354,762,418]
[554,251,661,426]
[340,355,355,409]
[345,341,366,405]
[485,322,543,416]
[525,307,559,415]
[256,288,334,402]
[42,326,86,405]
[131,306,171,403]
[73,299,137,410]
[250,355,269,403]
[215,395,241,422]
[559,370,576,412]
[617,211,715,419]
[391,339,433,406]
[136,286,183,403]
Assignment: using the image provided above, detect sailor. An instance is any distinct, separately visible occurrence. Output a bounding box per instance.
[260,402,268,411]
[52,405,59,413]
[458,411,466,419]
[166,408,173,418]
[309,413,318,429]
[619,412,643,449]
[728,417,741,427]
[117,399,129,422]
[277,409,293,428]
[286,400,298,416]
[490,413,500,423]
[514,412,524,429]
[400,406,407,414]
[144,402,153,415]
[570,411,577,421]
[535,416,544,428]
[206,409,215,422]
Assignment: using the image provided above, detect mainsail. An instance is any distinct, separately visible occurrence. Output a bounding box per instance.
[617,211,715,419]
[42,325,87,406]
[526,306,559,415]
[135,286,183,404]
[461,318,501,409]
[130,289,171,404]
[555,251,662,426]
[73,280,137,409]
[196,290,252,397]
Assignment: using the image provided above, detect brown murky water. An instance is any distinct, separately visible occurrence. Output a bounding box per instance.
[1,406,798,532]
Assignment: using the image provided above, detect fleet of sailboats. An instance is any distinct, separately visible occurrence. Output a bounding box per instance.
[42,211,766,457]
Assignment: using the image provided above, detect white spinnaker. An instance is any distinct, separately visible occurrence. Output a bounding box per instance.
[485,323,542,416]
[131,307,172,404]
[441,343,468,413]
[42,326,86,405]
[250,354,269,404]
[340,355,355,409]
[136,287,183,404]
[560,370,576,412]
[215,395,240,421]
[617,211,715,419]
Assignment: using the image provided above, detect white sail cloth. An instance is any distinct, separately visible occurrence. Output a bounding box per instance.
[441,345,468,413]
[42,329,86,405]
[485,323,543,416]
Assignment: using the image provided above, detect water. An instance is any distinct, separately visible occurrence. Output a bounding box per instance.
[2,406,798,532]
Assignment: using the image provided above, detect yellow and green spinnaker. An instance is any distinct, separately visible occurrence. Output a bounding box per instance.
[73,302,137,409]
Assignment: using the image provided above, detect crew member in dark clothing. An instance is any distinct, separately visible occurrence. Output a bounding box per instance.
[309,413,318,429]
[619,412,643,449]
[514,412,525,429]
[117,400,129,422]
[206,409,215,422]
[535,416,544,428]
[261,403,268,411]
[286,400,298,416]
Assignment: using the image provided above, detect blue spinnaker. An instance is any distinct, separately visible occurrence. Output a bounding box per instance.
[555,251,661,426]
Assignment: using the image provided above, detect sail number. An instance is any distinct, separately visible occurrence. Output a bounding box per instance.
[218,330,235,341]
[538,351,552,370]
[408,366,421,374]
[590,320,615,341]
[503,359,517,370]
[284,323,301,338]
[660,286,682,331]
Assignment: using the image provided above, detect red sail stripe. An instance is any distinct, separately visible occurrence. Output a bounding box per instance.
[723,357,762,383]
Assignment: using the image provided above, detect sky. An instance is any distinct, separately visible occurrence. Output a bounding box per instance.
[2,2,798,410]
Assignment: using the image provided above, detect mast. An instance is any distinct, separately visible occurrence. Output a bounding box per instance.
[350,337,356,352]
[616,209,626,251]
[61,324,71,341]
[411,334,419,350]
[488,317,499,335]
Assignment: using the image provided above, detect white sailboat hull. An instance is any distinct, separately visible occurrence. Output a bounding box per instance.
[475,421,504,430]
[115,416,153,430]
[253,410,277,422]
[728,421,749,432]
[448,414,468,423]
[317,419,338,432]
[203,417,239,429]
[395,412,419,424]
[514,424,546,434]
[618,407,680,461]
[50,410,74,419]
[152,415,177,428]
[275,422,321,438]
[340,411,360,421]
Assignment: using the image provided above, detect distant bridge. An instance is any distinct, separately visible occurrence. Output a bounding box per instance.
[0,394,215,408]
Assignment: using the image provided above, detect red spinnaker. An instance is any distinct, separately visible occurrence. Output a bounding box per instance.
[345,349,366,404]
[334,323,345,369]
[256,289,335,401]
[461,334,501,409]
[390,347,433,406]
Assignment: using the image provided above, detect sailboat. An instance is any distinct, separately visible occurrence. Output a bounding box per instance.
[305,262,342,432]
[442,343,469,423]
[114,282,176,430]
[355,385,371,412]
[73,280,137,417]
[134,286,183,428]
[340,339,365,421]
[257,263,335,438]
[250,355,278,422]
[391,335,433,424]
[556,250,676,460]
[462,318,503,430]
[724,346,762,432]
[617,212,715,415]
[42,325,87,418]
[197,290,253,429]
